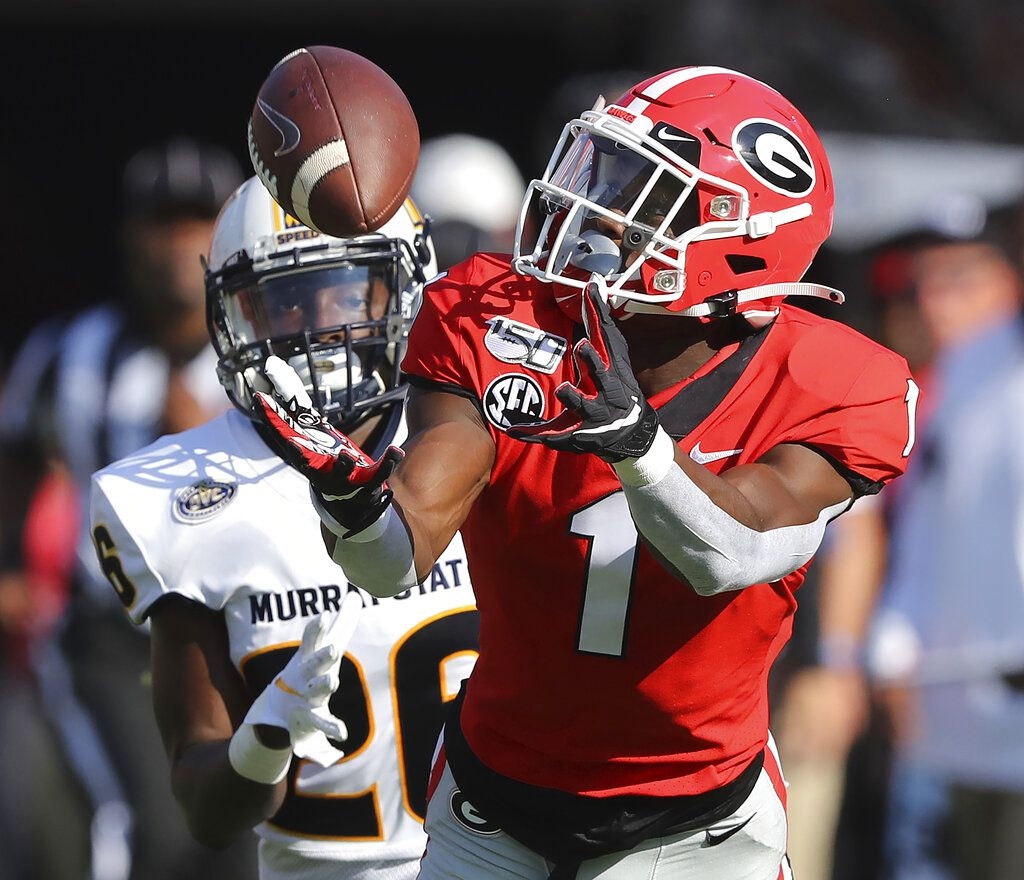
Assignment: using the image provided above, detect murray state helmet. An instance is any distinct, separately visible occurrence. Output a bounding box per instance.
[514,66,844,321]
[206,176,436,430]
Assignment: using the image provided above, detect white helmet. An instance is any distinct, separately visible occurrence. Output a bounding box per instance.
[411,134,526,269]
[412,134,525,234]
[205,176,437,430]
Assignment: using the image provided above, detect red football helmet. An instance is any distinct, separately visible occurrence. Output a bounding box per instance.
[513,66,844,321]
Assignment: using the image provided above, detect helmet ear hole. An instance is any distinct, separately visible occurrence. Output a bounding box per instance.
[724,254,767,275]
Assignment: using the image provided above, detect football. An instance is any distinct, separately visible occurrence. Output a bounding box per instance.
[248,45,420,237]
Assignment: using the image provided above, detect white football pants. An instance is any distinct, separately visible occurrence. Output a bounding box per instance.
[417,737,793,880]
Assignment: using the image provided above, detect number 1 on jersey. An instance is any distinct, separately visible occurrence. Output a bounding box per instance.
[571,493,638,657]
[903,378,920,457]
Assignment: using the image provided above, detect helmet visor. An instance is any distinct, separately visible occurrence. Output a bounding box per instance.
[558,133,688,225]
[520,128,695,286]
[222,262,396,345]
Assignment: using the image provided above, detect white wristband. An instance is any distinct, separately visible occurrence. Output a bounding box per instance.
[312,495,419,598]
[228,725,292,785]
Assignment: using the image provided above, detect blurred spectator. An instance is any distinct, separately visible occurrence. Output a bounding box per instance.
[0,456,79,880]
[773,190,1024,880]
[772,491,888,880]
[865,198,1024,880]
[642,0,1024,144]
[0,136,254,880]
[410,133,525,270]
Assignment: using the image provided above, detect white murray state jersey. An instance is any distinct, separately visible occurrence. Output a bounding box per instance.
[89,409,478,880]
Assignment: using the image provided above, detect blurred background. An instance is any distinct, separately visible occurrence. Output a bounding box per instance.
[3,0,1024,351]
[3,2,1024,879]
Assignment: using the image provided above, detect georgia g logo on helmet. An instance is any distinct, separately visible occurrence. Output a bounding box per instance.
[732,119,815,197]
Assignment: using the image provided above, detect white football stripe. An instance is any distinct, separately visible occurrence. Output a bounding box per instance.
[290,139,352,229]
[271,47,307,71]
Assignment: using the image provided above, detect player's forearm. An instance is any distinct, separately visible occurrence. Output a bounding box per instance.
[319,401,492,594]
[316,474,472,594]
[170,738,286,848]
[391,432,490,578]
[317,500,420,597]
[613,428,847,594]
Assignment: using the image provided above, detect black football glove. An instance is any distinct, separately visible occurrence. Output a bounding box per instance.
[251,356,404,537]
[508,283,660,462]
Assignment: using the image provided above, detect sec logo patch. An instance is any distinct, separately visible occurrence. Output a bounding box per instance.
[483,373,545,430]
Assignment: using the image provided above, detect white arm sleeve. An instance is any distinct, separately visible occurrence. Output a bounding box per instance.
[613,427,849,595]
[312,490,419,598]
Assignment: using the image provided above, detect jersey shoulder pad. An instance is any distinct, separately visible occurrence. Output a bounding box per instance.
[90,413,269,623]
[406,256,573,397]
[774,309,916,490]
[406,254,530,392]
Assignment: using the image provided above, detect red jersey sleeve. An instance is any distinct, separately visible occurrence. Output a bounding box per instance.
[784,320,915,491]
[403,270,476,395]
[402,252,530,395]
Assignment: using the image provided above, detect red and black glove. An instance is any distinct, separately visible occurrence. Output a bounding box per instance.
[508,283,660,462]
[251,356,404,537]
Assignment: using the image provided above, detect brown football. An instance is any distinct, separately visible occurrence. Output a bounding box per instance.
[248,45,419,236]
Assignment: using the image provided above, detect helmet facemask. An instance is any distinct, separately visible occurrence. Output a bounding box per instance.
[514,110,748,313]
[207,233,420,432]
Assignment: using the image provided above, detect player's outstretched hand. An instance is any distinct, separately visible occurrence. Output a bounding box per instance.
[242,591,363,767]
[508,283,660,462]
[251,356,403,536]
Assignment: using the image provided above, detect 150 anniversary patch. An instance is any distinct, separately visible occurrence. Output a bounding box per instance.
[484,317,567,374]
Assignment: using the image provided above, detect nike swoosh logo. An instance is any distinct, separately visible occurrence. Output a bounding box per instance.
[689,441,743,465]
[578,401,642,436]
[702,813,754,847]
[656,129,697,142]
[257,98,302,157]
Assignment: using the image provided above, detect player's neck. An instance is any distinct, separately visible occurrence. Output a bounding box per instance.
[619,313,755,396]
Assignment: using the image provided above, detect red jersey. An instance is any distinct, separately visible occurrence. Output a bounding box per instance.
[403,252,913,798]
